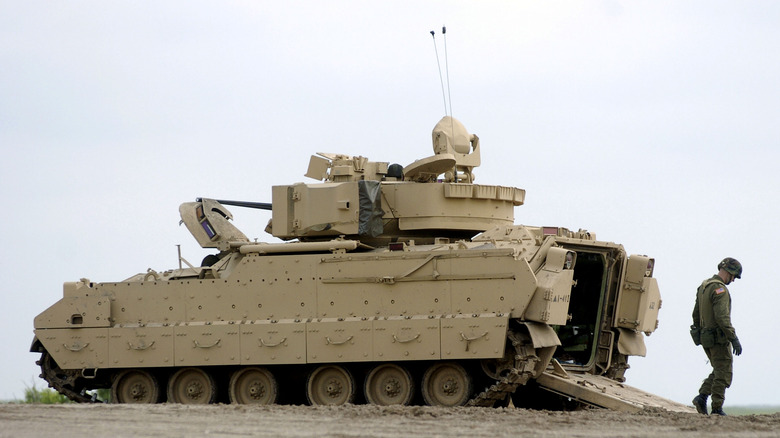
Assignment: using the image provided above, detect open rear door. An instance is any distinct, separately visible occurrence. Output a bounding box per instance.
[615,255,661,335]
[536,369,694,413]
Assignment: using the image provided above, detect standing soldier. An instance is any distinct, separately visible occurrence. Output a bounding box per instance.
[691,257,743,416]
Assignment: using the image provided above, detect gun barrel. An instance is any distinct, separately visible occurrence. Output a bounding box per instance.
[197,198,272,211]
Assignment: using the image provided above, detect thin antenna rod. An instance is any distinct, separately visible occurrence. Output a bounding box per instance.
[443,26,453,118]
[430,30,448,116]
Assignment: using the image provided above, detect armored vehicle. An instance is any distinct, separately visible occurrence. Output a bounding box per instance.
[31,117,679,411]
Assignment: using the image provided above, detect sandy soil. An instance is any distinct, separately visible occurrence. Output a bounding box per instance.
[1,404,779,438]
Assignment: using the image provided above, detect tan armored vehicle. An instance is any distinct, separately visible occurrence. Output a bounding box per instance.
[31,117,678,411]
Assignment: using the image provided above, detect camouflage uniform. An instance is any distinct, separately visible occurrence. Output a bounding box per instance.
[692,275,736,411]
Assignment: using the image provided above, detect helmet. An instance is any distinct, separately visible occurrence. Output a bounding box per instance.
[718,257,742,279]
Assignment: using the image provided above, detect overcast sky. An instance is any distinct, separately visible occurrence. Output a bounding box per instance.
[2,1,779,406]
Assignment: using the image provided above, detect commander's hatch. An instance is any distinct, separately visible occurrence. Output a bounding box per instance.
[536,367,694,413]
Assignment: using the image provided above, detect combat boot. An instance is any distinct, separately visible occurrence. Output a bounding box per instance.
[711,407,727,416]
[692,394,708,415]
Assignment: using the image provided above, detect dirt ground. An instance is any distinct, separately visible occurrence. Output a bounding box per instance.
[1,404,779,438]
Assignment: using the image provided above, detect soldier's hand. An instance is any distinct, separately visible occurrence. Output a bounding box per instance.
[731,338,742,356]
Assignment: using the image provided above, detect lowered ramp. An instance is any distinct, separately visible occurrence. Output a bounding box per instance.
[536,369,694,413]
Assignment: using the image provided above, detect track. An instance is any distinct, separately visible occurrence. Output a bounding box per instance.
[37,351,97,404]
[467,330,540,407]
[36,329,542,408]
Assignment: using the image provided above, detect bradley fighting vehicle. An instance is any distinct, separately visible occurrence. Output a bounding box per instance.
[31,117,683,411]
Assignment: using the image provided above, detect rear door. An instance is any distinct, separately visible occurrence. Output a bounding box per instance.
[614,255,661,334]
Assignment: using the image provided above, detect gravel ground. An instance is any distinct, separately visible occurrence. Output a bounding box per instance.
[2,403,780,438]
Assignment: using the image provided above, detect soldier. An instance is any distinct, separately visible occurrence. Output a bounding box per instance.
[691,257,743,416]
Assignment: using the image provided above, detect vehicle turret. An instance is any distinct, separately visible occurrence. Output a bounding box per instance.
[258,116,523,246]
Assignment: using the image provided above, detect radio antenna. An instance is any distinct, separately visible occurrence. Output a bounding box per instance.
[430,30,448,116]
[443,26,453,118]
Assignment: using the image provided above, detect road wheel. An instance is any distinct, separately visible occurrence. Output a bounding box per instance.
[111,370,160,404]
[421,362,473,407]
[229,367,278,405]
[364,363,414,406]
[167,367,216,404]
[306,365,355,406]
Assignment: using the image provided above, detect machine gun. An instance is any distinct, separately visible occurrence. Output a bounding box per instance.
[195,198,272,211]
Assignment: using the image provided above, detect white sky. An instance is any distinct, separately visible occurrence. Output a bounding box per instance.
[2,1,778,406]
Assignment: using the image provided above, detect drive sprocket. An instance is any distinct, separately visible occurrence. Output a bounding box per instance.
[36,349,97,403]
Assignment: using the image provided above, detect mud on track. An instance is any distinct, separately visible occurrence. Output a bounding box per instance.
[1,403,779,438]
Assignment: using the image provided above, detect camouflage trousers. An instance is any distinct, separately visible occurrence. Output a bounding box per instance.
[698,343,733,410]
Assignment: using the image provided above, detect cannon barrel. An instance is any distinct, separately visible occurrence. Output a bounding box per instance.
[196,198,272,211]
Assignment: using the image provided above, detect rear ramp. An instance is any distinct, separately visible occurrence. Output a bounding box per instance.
[535,368,694,413]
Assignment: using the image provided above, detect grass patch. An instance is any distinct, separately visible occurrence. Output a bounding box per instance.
[725,406,780,416]
[22,381,71,404]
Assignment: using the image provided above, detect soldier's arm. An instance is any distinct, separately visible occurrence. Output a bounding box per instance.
[711,289,737,340]
[692,294,700,327]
